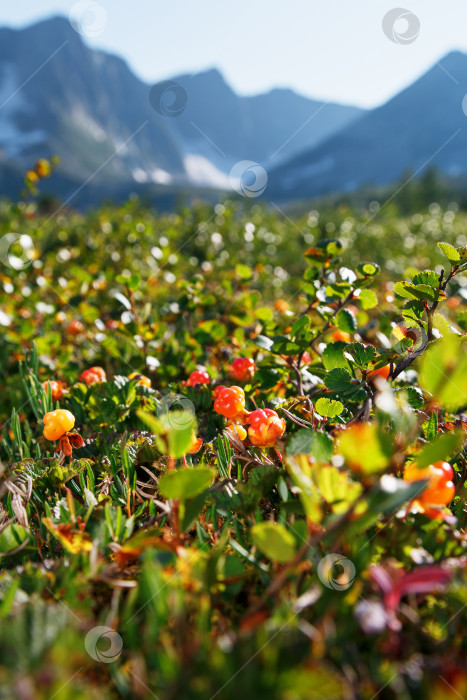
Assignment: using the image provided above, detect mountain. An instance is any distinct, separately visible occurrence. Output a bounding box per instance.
[268,51,467,201]
[0,16,363,205]
[166,70,362,178]
[0,17,186,193]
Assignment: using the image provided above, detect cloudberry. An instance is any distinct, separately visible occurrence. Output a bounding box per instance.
[80,367,106,385]
[367,364,390,381]
[186,369,210,387]
[214,386,245,418]
[43,410,75,441]
[42,380,64,401]
[228,358,256,382]
[247,408,286,447]
[404,461,455,518]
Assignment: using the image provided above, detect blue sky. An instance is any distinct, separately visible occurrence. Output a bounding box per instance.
[2,0,467,108]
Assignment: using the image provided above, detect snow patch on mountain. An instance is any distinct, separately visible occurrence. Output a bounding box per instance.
[184,154,232,188]
[0,63,45,157]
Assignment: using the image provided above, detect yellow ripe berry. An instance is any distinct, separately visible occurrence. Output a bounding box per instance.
[43,410,75,441]
[226,423,247,441]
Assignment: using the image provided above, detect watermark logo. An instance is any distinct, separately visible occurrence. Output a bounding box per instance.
[158,392,196,431]
[69,0,108,37]
[0,234,35,270]
[229,161,268,198]
[149,81,188,117]
[317,553,356,591]
[84,626,123,663]
[382,8,420,45]
[389,322,427,359]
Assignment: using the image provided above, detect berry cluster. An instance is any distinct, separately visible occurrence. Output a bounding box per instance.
[214,385,285,448]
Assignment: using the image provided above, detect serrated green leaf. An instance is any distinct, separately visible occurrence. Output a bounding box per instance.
[412,270,439,287]
[346,342,376,368]
[324,368,355,393]
[404,387,425,409]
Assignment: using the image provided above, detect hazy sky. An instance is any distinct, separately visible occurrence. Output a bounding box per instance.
[2,0,467,108]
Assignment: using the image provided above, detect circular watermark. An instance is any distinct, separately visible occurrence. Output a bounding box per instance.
[389,322,427,359]
[158,392,196,431]
[0,233,35,270]
[461,94,467,117]
[317,553,356,591]
[84,626,123,663]
[69,0,107,37]
[229,160,268,198]
[149,81,188,117]
[382,8,420,45]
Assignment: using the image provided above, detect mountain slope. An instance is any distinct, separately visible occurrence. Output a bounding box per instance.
[0,16,187,193]
[268,51,467,200]
[167,70,362,170]
[0,16,363,203]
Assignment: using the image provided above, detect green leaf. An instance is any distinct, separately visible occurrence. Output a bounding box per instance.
[179,492,209,531]
[272,337,310,355]
[438,241,461,263]
[158,468,215,501]
[336,308,356,333]
[287,429,333,462]
[457,310,467,332]
[315,397,344,418]
[235,264,252,280]
[419,336,467,410]
[325,282,351,300]
[358,289,378,309]
[253,335,275,352]
[137,409,196,458]
[338,423,393,474]
[322,342,350,370]
[313,464,362,513]
[345,342,376,368]
[305,239,343,267]
[402,301,425,322]
[287,429,315,455]
[324,368,355,393]
[412,270,439,287]
[393,282,437,302]
[415,430,464,468]
[0,524,30,554]
[357,262,379,277]
[256,307,274,322]
[290,316,310,338]
[251,522,297,563]
[403,387,425,409]
[286,455,322,521]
